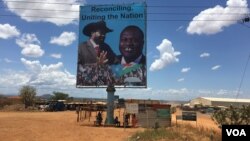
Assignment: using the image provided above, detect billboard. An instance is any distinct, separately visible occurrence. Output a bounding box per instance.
[76,3,146,88]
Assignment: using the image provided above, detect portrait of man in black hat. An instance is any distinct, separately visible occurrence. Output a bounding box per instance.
[77,20,117,67]
[77,20,117,86]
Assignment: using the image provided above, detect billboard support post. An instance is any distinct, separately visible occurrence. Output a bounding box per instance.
[106,85,116,125]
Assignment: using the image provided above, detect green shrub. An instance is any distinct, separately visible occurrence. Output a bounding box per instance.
[212,105,250,127]
[128,124,221,141]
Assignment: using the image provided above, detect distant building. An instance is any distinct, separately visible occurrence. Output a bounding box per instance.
[190,97,250,108]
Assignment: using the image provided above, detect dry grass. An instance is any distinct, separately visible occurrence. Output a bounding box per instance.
[129,124,221,141]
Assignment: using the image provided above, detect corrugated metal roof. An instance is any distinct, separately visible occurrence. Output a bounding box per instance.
[200,97,250,103]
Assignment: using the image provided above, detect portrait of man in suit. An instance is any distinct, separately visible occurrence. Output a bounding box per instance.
[77,21,117,86]
[118,25,145,66]
[111,25,146,86]
[77,20,117,67]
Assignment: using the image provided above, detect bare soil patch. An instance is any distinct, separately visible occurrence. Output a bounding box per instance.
[0,108,220,141]
[0,111,142,141]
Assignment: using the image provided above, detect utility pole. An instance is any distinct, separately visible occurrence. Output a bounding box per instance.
[235,16,250,105]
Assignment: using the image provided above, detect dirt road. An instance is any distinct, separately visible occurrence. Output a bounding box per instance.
[0,108,220,141]
[0,111,142,141]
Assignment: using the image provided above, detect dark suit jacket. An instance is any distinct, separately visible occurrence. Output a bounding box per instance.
[78,40,117,66]
[78,40,97,65]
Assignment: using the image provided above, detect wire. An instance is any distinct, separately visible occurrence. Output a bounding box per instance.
[0,7,79,12]
[235,53,250,102]
[0,14,247,21]
[1,1,249,22]
[0,14,77,19]
[1,0,81,5]
[148,5,247,8]
[1,7,249,16]
[1,0,249,8]
[147,12,250,16]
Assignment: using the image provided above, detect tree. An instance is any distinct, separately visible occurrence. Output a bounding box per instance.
[212,105,250,127]
[51,91,69,100]
[19,85,36,108]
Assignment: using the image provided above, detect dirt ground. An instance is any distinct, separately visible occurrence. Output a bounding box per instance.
[0,109,220,141]
[0,110,143,141]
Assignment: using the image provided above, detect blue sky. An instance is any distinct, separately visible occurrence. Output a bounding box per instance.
[0,0,250,101]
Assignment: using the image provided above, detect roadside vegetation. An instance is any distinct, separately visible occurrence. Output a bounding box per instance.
[0,85,72,112]
[0,95,11,109]
[19,85,37,108]
[212,105,250,127]
[129,124,221,141]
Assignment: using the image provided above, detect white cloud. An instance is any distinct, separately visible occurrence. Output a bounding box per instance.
[0,23,20,39]
[0,70,31,87]
[20,58,42,72]
[3,0,82,26]
[200,52,210,58]
[176,26,184,31]
[0,57,75,95]
[211,65,221,70]
[197,89,231,97]
[150,39,181,71]
[197,89,240,97]
[16,33,44,57]
[50,53,62,59]
[217,89,229,95]
[181,67,191,73]
[177,78,185,82]
[198,90,213,95]
[166,88,189,95]
[187,0,249,35]
[20,58,75,87]
[50,32,76,46]
[4,58,13,63]
[116,88,191,100]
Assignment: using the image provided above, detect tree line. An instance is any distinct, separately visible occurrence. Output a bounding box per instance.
[18,85,72,108]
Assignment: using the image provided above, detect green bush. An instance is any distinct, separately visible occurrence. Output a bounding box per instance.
[212,105,250,127]
[128,124,221,141]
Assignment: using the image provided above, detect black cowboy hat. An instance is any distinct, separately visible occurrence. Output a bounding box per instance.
[83,21,113,36]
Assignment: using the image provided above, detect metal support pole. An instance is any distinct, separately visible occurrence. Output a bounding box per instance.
[106,85,116,125]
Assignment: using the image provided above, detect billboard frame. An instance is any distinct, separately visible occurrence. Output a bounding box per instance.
[76,2,147,88]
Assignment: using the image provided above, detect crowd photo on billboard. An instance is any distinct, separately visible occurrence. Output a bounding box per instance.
[76,3,146,88]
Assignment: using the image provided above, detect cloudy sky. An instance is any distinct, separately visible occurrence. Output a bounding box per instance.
[1,0,250,101]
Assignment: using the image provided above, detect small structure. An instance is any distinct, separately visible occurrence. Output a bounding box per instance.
[131,103,171,128]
